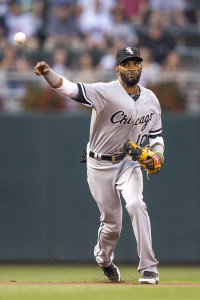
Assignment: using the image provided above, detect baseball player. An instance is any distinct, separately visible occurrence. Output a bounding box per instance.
[34,47,164,284]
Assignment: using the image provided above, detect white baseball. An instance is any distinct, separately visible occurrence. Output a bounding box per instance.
[14,32,26,44]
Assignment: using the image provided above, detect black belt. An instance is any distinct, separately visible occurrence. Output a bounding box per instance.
[89,151,125,163]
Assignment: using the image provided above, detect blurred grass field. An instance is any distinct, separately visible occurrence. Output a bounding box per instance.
[0,264,199,300]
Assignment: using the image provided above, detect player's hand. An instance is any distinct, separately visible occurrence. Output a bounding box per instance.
[34,61,50,76]
[141,157,154,169]
[141,154,161,170]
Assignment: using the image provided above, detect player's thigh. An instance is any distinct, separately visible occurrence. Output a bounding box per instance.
[118,164,143,205]
[87,162,122,223]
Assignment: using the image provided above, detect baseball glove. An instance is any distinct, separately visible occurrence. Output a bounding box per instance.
[123,140,163,176]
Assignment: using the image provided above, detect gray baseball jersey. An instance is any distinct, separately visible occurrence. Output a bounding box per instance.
[75,79,162,154]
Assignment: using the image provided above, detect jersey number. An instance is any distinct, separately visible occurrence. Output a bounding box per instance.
[136,134,148,146]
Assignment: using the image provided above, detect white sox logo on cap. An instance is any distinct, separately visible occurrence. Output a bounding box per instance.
[116,47,143,65]
[126,47,134,54]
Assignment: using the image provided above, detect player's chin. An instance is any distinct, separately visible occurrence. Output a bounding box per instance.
[127,74,141,85]
[126,78,139,86]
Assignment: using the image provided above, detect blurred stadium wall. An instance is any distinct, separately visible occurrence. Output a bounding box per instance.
[0,113,199,264]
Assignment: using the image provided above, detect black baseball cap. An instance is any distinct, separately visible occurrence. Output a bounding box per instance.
[116,47,143,66]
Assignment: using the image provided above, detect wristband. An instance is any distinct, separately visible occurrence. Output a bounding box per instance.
[155,152,164,163]
[44,68,63,88]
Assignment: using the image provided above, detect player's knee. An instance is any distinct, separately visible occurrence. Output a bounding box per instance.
[126,198,145,213]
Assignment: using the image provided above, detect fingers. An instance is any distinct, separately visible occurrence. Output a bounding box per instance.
[141,158,152,165]
[34,66,41,76]
[141,158,154,169]
[34,61,50,76]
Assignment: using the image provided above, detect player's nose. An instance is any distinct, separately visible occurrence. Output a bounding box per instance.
[128,62,137,71]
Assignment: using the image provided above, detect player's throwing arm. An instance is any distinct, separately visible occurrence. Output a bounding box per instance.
[34,61,63,88]
[34,61,79,98]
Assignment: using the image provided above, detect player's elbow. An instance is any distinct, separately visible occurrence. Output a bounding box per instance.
[55,77,79,99]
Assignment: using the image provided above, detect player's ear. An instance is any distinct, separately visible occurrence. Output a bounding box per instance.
[115,67,120,75]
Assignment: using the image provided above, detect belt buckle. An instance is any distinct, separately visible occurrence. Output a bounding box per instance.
[112,155,119,164]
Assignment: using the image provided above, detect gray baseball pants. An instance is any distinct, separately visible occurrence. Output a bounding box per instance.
[87,154,158,274]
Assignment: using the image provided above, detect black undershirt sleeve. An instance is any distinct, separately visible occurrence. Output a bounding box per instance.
[72,83,89,105]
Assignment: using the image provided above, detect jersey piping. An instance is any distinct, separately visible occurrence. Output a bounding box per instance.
[74,83,93,107]
[149,128,162,138]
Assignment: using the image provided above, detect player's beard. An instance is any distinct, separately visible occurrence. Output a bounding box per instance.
[120,71,141,86]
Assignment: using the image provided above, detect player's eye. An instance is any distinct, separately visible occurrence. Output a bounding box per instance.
[122,63,129,67]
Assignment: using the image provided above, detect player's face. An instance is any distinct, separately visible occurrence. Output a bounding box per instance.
[116,59,142,86]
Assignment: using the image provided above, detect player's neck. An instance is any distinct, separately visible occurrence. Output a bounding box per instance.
[124,84,139,95]
[119,79,139,94]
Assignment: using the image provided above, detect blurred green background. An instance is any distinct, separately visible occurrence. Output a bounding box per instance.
[0,113,199,264]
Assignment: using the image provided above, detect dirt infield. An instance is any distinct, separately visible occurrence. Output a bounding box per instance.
[0,281,200,287]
